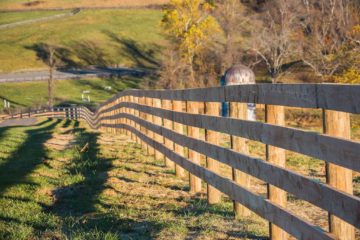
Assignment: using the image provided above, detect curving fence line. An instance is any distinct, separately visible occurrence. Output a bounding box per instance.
[2,83,360,240]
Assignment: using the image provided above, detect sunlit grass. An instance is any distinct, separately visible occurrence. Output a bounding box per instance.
[0,120,269,239]
[0,76,143,112]
[0,9,165,73]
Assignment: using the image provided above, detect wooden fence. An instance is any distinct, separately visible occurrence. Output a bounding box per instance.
[2,84,359,240]
[0,107,80,120]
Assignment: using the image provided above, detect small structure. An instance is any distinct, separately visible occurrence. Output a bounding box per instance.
[223,64,256,121]
[82,90,91,102]
[3,99,10,109]
[224,64,256,85]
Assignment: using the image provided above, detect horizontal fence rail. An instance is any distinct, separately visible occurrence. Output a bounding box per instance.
[2,84,359,240]
[100,84,360,114]
[0,107,80,121]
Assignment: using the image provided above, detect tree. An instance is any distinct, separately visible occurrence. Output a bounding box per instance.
[334,25,360,83]
[212,0,248,71]
[34,43,63,107]
[157,46,186,89]
[251,0,300,83]
[299,0,359,80]
[162,0,220,87]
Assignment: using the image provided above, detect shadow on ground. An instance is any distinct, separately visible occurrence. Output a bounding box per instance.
[0,118,60,195]
[50,127,160,239]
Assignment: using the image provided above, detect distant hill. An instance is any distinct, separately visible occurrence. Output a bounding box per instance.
[0,0,169,11]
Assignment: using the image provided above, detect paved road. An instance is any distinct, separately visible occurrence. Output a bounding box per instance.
[0,67,147,83]
[0,118,37,127]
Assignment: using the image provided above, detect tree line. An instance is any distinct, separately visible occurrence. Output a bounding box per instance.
[158,0,360,88]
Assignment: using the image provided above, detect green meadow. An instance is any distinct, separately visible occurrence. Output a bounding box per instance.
[0,10,67,25]
[0,9,165,73]
[0,119,267,240]
[0,76,143,112]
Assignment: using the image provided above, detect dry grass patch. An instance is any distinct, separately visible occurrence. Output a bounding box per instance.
[0,0,169,10]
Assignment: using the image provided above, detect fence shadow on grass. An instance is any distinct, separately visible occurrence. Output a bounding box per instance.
[0,118,61,195]
[50,127,159,239]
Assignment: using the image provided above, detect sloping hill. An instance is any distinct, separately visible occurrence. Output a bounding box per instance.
[0,0,169,11]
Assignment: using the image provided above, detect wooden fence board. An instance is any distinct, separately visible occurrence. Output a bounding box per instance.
[111,123,336,240]
[98,84,360,114]
[101,102,360,172]
[101,113,360,228]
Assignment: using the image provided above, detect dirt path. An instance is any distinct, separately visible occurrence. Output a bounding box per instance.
[0,67,146,83]
[0,9,80,30]
[0,117,37,127]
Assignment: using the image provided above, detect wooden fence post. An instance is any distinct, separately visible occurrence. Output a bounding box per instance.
[125,96,131,137]
[187,101,202,193]
[116,98,121,135]
[173,100,185,177]
[129,95,136,141]
[122,96,126,135]
[116,97,124,134]
[162,99,175,169]
[112,100,116,135]
[205,102,222,204]
[139,96,148,152]
[133,96,141,145]
[324,110,355,240]
[153,98,165,161]
[107,102,112,133]
[230,102,252,217]
[266,104,287,240]
[145,97,155,156]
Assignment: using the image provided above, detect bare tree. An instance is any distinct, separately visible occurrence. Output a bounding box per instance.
[251,0,300,83]
[300,0,359,80]
[212,0,250,71]
[33,43,63,107]
[157,47,186,89]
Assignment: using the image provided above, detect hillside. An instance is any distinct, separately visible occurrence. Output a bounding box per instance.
[0,9,165,73]
[0,76,147,112]
[0,0,169,10]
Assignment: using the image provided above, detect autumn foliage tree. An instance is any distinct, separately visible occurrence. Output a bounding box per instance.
[334,24,360,83]
[300,0,359,80]
[161,0,220,88]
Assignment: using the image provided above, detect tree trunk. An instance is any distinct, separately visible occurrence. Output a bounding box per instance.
[188,64,196,87]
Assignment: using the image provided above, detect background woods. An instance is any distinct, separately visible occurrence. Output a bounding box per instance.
[158,0,360,88]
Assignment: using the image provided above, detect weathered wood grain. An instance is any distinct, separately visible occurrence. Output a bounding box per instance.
[205,102,222,204]
[324,110,355,240]
[101,113,360,228]
[98,84,360,114]
[266,104,288,240]
[102,102,360,172]
[110,122,335,240]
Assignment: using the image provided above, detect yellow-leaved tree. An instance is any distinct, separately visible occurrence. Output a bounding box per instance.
[335,25,360,84]
[162,0,220,87]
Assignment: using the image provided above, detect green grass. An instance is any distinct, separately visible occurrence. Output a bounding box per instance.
[0,9,165,73]
[0,76,143,112]
[0,10,67,25]
[0,119,268,239]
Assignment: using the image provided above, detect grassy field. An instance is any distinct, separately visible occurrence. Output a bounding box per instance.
[0,0,169,10]
[0,9,165,73]
[0,10,67,25]
[0,76,146,112]
[0,116,358,239]
[0,118,268,239]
